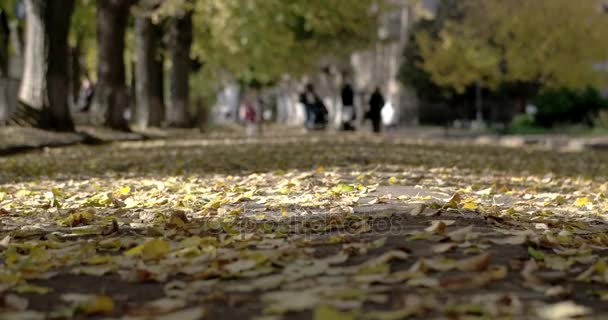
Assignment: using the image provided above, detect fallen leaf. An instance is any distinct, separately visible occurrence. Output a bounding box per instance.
[431,243,456,254]
[425,221,447,234]
[224,259,257,274]
[537,301,590,320]
[447,225,474,242]
[489,235,527,245]
[456,253,491,272]
[573,197,590,207]
[141,239,170,260]
[314,305,357,320]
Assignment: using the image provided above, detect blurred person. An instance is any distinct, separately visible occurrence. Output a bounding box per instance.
[382,101,397,130]
[299,83,327,130]
[340,82,356,131]
[368,87,385,133]
[78,78,95,112]
[239,94,257,136]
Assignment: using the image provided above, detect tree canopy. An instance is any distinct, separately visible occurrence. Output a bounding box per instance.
[71,0,379,86]
[416,0,608,93]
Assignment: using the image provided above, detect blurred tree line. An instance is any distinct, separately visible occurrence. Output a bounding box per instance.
[400,0,608,130]
[0,0,379,132]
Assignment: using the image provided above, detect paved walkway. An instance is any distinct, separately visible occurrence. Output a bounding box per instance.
[1,130,608,319]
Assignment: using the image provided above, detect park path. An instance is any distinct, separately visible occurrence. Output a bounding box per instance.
[1,133,608,319]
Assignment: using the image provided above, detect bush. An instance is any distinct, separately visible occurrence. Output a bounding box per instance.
[508,114,546,134]
[511,113,534,128]
[533,87,608,128]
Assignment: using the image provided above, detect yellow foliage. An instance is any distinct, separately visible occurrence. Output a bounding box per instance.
[417,0,608,92]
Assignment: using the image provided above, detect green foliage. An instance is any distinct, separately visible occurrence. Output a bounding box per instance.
[398,16,452,103]
[507,114,545,135]
[189,0,379,84]
[533,87,608,128]
[398,1,472,126]
[70,0,97,77]
[415,0,608,93]
[2,0,20,22]
[510,114,534,128]
[151,0,380,83]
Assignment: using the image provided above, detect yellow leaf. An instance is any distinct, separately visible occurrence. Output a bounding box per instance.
[81,295,114,315]
[86,255,113,265]
[574,197,590,207]
[15,190,31,198]
[124,244,144,256]
[142,239,170,260]
[14,283,52,294]
[98,238,122,251]
[0,272,20,285]
[58,212,94,227]
[119,186,131,195]
[314,305,357,320]
[487,265,508,280]
[387,176,398,185]
[462,202,478,210]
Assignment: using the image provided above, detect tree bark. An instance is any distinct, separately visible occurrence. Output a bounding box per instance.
[134,14,164,128]
[67,43,81,112]
[91,0,132,130]
[149,55,164,127]
[0,8,9,125]
[16,0,75,131]
[167,10,192,127]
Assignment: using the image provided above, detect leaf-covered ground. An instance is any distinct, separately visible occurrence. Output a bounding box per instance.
[1,132,608,319]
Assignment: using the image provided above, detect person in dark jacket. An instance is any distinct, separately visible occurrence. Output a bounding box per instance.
[368,87,385,133]
[299,83,327,130]
[341,83,356,131]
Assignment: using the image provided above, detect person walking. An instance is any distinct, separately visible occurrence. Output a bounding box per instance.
[368,87,385,133]
[299,83,327,130]
[341,82,356,131]
[239,93,258,136]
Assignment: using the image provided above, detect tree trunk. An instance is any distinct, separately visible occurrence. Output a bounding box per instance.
[134,14,164,128]
[167,10,192,127]
[0,8,9,125]
[149,55,164,127]
[67,43,81,112]
[91,0,132,131]
[16,0,75,131]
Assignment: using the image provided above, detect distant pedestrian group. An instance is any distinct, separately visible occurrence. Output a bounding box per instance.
[299,82,387,133]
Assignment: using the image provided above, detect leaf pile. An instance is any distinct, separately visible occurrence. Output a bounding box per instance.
[1,132,608,319]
